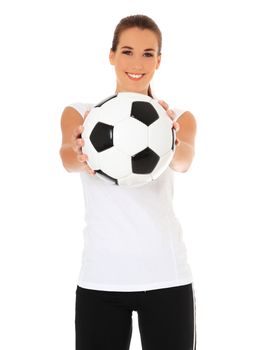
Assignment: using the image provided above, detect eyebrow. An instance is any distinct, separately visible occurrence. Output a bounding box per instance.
[120,46,156,52]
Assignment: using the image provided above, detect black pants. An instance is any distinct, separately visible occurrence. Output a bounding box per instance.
[75,283,197,350]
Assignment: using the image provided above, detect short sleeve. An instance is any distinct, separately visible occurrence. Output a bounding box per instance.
[68,102,94,118]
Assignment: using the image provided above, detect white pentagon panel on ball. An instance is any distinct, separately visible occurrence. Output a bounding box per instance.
[151,150,174,180]
[114,117,148,156]
[97,147,132,178]
[117,173,152,188]
[94,98,131,125]
[82,141,101,170]
[118,91,152,103]
[148,116,173,156]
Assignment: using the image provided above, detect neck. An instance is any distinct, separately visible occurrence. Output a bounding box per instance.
[115,85,150,96]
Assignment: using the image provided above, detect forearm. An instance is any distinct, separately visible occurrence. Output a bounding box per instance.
[169,141,195,172]
[59,144,85,172]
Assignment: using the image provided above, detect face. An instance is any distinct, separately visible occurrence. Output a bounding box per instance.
[109,27,161,95]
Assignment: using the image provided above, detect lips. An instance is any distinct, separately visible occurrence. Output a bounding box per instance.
[126,72,145,81]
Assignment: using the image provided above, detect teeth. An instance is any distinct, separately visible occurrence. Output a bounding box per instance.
[127,73,143,78]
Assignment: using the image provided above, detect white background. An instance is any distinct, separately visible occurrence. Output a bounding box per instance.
[0,0,268,349]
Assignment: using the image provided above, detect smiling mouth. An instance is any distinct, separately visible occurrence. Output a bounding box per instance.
[126,72,145,81]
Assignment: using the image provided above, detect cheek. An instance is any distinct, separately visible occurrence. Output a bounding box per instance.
[116,60,128,72]
[147,66,157,76]
[146,60,159,71]
[118,55,129,66]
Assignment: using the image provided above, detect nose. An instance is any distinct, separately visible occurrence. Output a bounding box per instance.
[131,57,143,71]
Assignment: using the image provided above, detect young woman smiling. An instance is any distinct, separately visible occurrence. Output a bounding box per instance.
[60,14,197,350]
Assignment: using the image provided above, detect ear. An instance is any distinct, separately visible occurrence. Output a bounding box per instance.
[155,54,161,70]
[109,49,115,65]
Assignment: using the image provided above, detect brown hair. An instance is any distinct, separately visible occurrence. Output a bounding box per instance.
[111,15,162,98]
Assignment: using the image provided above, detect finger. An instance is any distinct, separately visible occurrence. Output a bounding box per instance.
[72,125,83,140]
[83,110,90,121]
[76,138,84,149]
[167,109,176,120]
[173,122,180,132]
[88,168,96,176]
[83,163,96,176]
[159,100,168,110]
[73,138,84,153]
[77,154,88,163]
[158,100,169,110]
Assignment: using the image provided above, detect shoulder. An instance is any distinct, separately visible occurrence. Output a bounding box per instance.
[61,102,94,126]
[60,102,94,132]
[65,102,94,118]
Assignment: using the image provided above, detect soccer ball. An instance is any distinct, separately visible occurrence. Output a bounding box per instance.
[82,92,176,188]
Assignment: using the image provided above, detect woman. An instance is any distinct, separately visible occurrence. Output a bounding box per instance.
[60,14,197,350]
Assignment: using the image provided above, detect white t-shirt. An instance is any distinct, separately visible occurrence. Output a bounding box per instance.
[68,99,193,291]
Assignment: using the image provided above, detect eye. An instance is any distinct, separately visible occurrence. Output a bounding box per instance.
[144,52,154,57]
[122,50,132,55]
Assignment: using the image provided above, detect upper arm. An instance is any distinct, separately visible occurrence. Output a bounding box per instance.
[60,106,84,146]
[176,111,197,147]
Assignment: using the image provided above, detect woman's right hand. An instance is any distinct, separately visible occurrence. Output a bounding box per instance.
[71,110,96,176]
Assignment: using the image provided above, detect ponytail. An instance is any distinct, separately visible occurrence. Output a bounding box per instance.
[148,85,153,98]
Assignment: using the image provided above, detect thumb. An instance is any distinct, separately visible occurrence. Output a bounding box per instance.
[83,110,90,121]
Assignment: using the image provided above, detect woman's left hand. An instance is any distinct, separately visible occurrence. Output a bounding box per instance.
[158,100,180,146]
